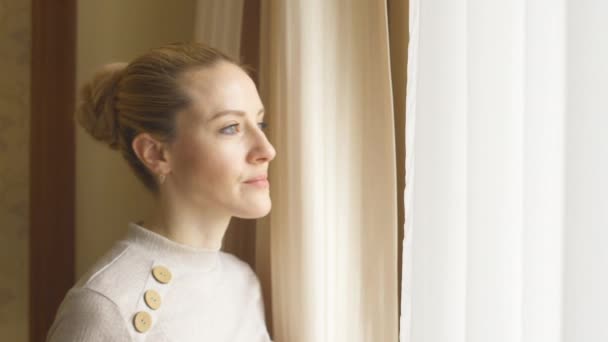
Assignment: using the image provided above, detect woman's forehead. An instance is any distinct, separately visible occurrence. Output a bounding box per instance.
[179,63,262,120]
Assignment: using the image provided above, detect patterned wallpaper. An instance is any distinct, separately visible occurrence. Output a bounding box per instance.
[0,0,30,340]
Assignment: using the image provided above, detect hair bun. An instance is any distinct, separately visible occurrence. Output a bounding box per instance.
[75,62,128,150]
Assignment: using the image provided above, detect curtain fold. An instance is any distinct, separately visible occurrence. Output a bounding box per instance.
[194,0,244,59]
[401,0,608,341]
[387,0,409,322]
[259,1,399,341]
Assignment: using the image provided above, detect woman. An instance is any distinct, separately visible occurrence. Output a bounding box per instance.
[47,42,276,341]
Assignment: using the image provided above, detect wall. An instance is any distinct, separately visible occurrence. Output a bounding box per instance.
[76,0,196,277]
[0,0,30,340]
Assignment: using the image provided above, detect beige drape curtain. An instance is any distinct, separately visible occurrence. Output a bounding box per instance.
[195,1,407,341]
[260,1,401,341]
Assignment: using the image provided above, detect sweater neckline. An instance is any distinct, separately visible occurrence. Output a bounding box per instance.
[126,221,220,272]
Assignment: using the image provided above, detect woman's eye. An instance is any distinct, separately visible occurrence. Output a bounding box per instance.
[220,122,268,135]
[220,124,240,135]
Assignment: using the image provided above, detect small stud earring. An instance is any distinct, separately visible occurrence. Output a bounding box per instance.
[159,174,166,185]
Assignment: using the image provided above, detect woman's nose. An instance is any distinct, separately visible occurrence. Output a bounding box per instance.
[248,126,276,163]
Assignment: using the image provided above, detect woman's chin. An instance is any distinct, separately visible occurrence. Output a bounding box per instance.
[234,199,272,219]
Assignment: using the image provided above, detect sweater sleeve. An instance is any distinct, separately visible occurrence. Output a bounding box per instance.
[46,287,132,342]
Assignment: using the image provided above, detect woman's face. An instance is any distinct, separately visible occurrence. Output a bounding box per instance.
[167,61,276,219]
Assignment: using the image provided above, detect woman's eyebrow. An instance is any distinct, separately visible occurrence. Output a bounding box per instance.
[207,108,265,123]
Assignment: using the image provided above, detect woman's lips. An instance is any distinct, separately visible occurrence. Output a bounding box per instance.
[244,178,269,188]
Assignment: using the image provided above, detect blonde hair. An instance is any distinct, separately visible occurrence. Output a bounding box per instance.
[76,42,247,193]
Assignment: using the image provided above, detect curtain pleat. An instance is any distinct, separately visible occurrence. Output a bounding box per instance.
[387,0,409,325]
[194,0,244,59]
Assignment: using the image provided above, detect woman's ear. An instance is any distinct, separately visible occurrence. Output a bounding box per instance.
[132,133,171,175]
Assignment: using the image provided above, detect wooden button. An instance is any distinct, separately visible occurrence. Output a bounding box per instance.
[151,265,172,284]
[133,311,152,333]
[144,289,162,310]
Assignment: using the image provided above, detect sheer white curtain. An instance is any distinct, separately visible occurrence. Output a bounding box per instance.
[401,0,608,341]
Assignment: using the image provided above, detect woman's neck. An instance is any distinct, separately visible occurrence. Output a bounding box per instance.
[140,202,230,251]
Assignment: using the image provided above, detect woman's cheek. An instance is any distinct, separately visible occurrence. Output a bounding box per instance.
[190,141,233,182]
[207,146,239,181]
[171,137,209,181]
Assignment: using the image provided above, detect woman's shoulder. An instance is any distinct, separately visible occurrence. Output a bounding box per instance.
[56,241,150,314]
[74,240,132,286]
[75,241,149,301]
[48,240,172,341]
[46,287,132,341]
[217,251,263,291]
[218,251,256,276]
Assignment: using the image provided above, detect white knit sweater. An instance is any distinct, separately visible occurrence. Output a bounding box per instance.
[47,222,272,341]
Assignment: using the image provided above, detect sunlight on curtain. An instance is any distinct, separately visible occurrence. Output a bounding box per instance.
[260,1,399,341]
[401,0,608,341]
